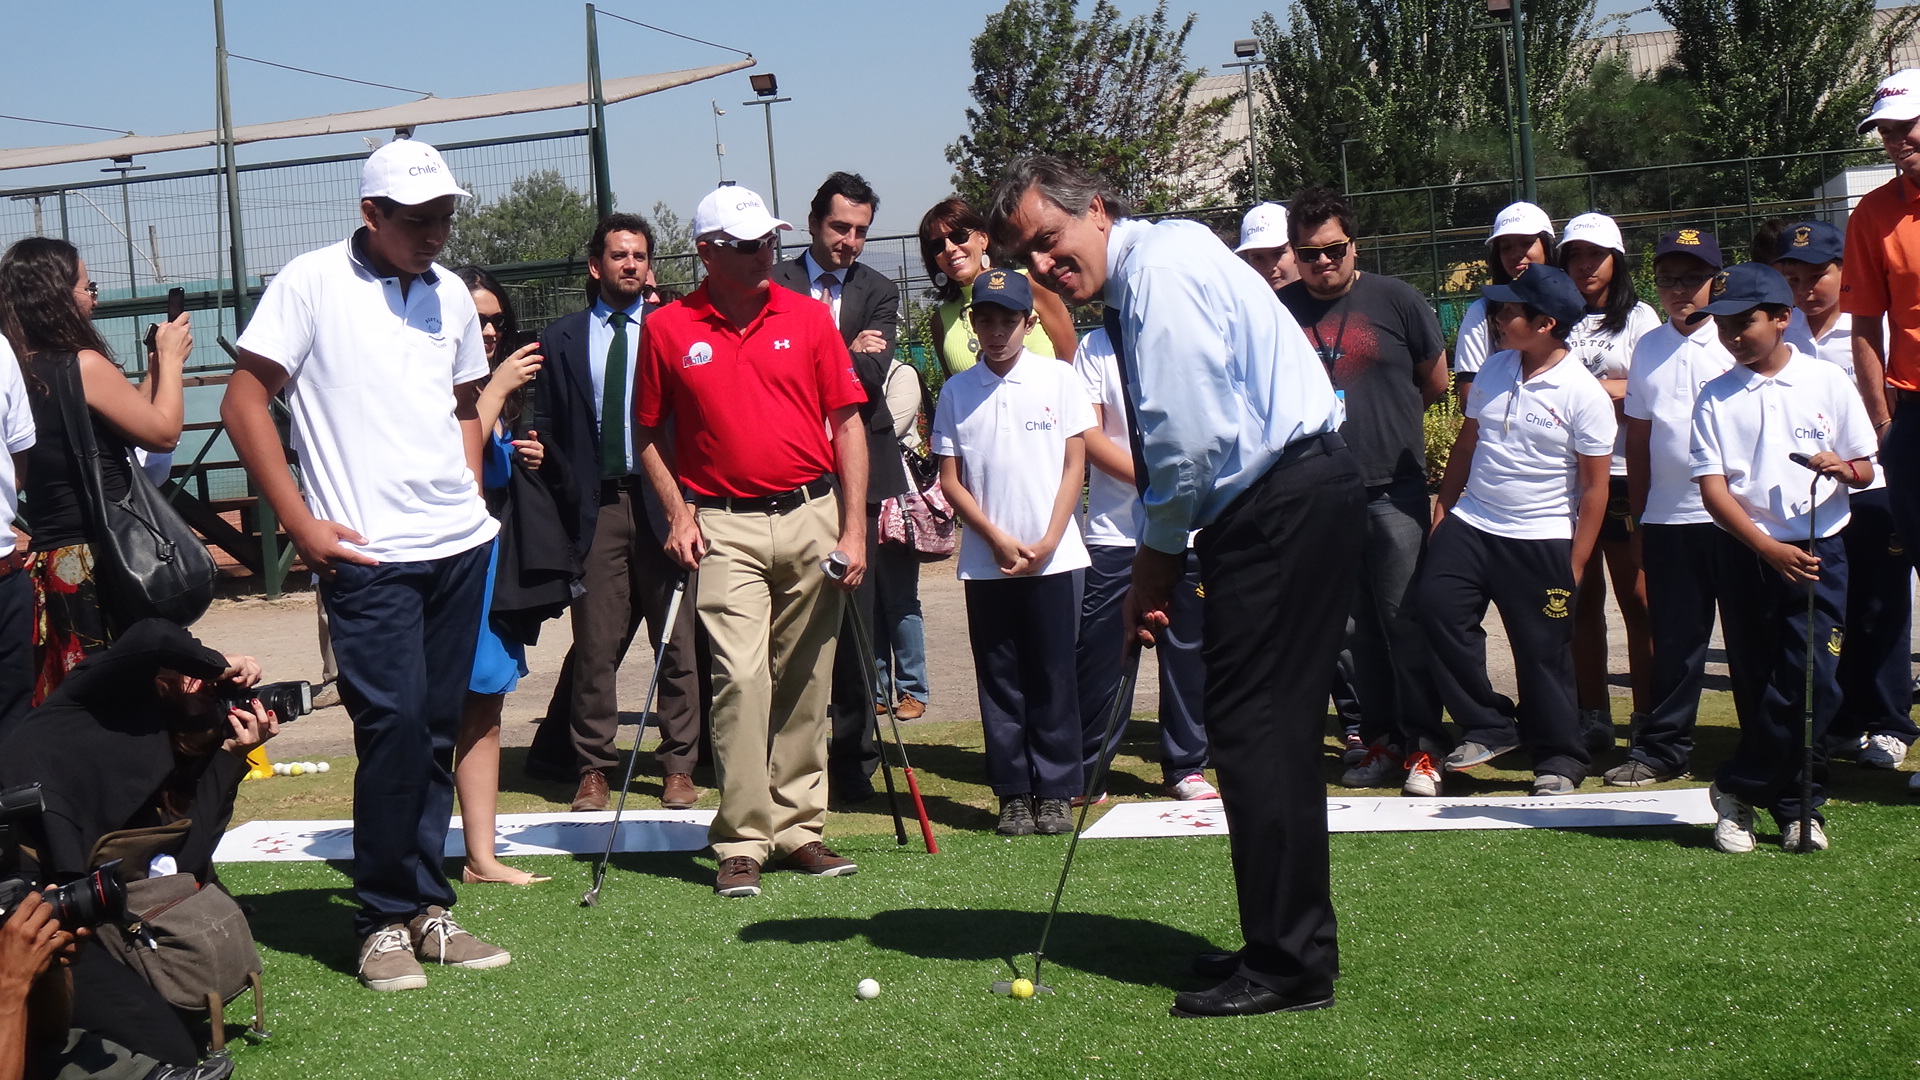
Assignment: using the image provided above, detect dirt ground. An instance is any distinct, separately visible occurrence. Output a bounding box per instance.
[201,559,1658,760]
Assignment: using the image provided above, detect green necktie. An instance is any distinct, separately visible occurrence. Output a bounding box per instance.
[601,309,629,479]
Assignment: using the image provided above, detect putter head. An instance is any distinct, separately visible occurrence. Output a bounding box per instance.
[580,881,602,908]
[989,979,1055,997]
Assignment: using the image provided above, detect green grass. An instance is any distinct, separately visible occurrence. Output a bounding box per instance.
[214,693,1920,1078]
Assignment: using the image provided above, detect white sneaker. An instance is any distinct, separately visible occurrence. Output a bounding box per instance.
[1859,733,1909,769]
[1402,751,1441,797]
[1780,819,1830,852]
[1166,774,1220,801]
[1339,740,1404,788]
[1709,784,1756,854]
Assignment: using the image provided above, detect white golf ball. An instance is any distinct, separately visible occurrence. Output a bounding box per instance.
[856,978,880,1000]
[273,763,288,776]
[315,761,331,774]
[303,762,318,773]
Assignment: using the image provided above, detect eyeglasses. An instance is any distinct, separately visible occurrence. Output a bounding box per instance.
[708,235,773,255]
[77,281,98,297]
[1295,240,1353,264]
[924,226,974,252]
[1654,273,1714,291]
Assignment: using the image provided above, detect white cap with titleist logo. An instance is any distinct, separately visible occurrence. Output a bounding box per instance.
[1486,201,1552,244]
[693,184,792,241]
[1236,202,1290,252]
[1559,212,1625,254]
[1858,68,1920,133]
[360,140,471,205]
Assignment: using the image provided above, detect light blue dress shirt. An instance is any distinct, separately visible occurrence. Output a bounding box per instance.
[1102,217,1342,553]
[586,295,645,475]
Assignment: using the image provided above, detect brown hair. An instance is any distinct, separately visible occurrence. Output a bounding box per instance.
[918,197,989,303]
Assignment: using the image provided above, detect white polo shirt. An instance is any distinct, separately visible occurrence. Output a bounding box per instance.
[1073,329,1141,547]
[930,349,1096,580]
[1786,309,1884,492]
[1452,297,1493,376]
[1453,349,1617,540]
[1690,346,1877,542]
[1623,320,1735,525]
[236,232,497,563]
[0,339,35,558]
[1567,302,1662,475]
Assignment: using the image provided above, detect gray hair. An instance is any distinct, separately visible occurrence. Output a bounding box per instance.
[986,156,1135,249]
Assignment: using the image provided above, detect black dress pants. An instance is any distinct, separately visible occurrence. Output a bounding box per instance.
[1193,440,1364,1000]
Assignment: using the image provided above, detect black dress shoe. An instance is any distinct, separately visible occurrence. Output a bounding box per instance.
[1191,950,1242,980]
[1169,975,1334,1018]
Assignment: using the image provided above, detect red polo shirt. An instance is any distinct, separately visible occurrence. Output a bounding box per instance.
[1842,172,1920,390]
[635,281,866,498]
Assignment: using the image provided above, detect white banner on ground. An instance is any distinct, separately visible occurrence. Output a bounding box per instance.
[213,810,717,863]
[1080,789,1716,839]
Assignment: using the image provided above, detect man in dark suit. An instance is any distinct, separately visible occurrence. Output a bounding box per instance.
[771,172,909,801]
[525,213,705,812]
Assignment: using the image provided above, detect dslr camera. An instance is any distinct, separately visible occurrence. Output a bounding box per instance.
[217,679,314,723]
[0,783,126,929]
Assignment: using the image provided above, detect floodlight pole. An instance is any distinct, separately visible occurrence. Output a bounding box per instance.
[586,4,614,221]
[213,0,248,328]
[1227,39,1261,203]
[1493,0,1538,204]
[742,83,790,257]
[102,159,143,300]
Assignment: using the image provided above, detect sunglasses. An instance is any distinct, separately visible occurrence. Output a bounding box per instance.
[77,281,98,297]
[1295,240,1353,264]
[1654,273,1714,290]
[709,235,774,255]
[925,226,975,252]
[476,312,510,330]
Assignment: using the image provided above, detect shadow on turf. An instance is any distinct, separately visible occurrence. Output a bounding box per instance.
[738,907,1213,989]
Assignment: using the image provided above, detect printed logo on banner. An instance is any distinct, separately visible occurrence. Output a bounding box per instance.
[1542,588,1572,618]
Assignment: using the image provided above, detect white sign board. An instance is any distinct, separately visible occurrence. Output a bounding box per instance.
[1080,789,1715,839]
[214,810,716,863]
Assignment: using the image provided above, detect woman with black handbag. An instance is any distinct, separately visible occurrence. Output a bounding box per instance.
[0,238,190,702]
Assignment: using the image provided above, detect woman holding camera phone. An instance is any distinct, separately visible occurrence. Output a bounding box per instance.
[0,238,189,702]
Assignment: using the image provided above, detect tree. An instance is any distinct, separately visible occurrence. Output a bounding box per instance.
[444,170,598,267]
[945,0,1235,211]
[649,199,701,293]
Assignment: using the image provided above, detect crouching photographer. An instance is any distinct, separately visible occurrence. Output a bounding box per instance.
[0,618,301,1078]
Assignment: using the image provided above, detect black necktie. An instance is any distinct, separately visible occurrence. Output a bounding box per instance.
[601,310,629,479]
[1102,308,1152,497]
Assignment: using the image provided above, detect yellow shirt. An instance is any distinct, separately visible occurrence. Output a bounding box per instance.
[936,271,1056,374]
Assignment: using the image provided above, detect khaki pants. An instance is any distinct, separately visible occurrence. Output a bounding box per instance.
[698,490,844,862]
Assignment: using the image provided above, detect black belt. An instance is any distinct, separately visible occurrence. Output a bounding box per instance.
[1273,430,1345,470]
[1895,388,1920,408]
[599,475,645,502]
[691,476,834,514]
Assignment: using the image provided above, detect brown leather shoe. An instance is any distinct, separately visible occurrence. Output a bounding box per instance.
[661,772,699,809]
[776,841,857,876]
[894,695,926,720]
[714,856,762,897]
[570,770,609,812]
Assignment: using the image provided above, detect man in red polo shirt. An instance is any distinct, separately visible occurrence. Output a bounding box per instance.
[635,184,869,898]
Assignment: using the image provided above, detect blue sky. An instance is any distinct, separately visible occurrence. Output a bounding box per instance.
[0,0,1668,250]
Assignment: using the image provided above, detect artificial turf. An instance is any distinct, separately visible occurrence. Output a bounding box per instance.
[214,695,1920,1079]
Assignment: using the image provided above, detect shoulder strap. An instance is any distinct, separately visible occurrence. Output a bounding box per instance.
[51,355,113,533]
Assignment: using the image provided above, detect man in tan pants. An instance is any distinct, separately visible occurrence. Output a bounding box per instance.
[634,184,869,898]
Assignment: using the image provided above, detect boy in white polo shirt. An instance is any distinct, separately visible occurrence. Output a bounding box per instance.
[222,140,508,989]
[931,268,1096,836]
[1773,221,1917,771]
[1419,264,1616,796]
[1611,229,1735,786]
[1689,262,1877,853]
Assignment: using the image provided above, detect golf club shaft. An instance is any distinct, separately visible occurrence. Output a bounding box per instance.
[1031,643,1140,988]
[841,584,926,850]
[588,574,688,897]
[1801,474,1817,853]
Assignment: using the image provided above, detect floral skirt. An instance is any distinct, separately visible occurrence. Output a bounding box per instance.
[29,543,111,704]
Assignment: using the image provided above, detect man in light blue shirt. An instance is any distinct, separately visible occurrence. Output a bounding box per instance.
[991,155,1366,1019]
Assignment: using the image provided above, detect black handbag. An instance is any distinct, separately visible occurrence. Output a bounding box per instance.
[52,357,217,630]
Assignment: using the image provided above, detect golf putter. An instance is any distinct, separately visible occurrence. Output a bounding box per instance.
[997,641,1142,997]
[582,573,688,907]
[1789,454,1820,853]
[820,553,907,844]
[824,553,940,853]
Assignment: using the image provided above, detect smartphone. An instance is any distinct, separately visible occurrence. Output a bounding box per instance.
[144,288,188,354]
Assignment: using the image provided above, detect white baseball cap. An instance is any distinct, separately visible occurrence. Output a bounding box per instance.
[359,140,470,205]
[1236,202,1290,253]
[693,184,792,241]
[1859,68,1920,133]
[1559,212,1624,254]
[1486,201,1553,244]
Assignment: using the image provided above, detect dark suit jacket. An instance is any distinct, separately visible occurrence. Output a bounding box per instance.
[530,303,668,552]
[772,256,910,502]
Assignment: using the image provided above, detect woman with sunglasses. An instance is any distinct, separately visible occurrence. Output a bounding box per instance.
[918,197,1077,376]
[1452,202,1557,401]
[1554,213,1661,756]
[0,238,189,699]
[450,265,551,885]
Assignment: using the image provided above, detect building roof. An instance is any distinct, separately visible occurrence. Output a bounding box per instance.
[1596,6,1920,78]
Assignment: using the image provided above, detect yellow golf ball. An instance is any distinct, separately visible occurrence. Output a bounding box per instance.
[289,764,305,776]
[1010,978,1035,999]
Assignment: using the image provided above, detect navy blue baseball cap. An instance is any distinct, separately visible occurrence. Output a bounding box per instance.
[969,267,1034,312]
[1774,220,1844,265]
[1653,228,1724,269]
[1482,263,1588,330]
[1683,262,1795,324]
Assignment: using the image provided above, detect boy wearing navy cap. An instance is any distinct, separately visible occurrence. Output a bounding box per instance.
[1420,264,1617,795]
[1773,223,1916,771]
[1611,229,1735,785]
[930,268,1098,836]
[1688,263,1877,852]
